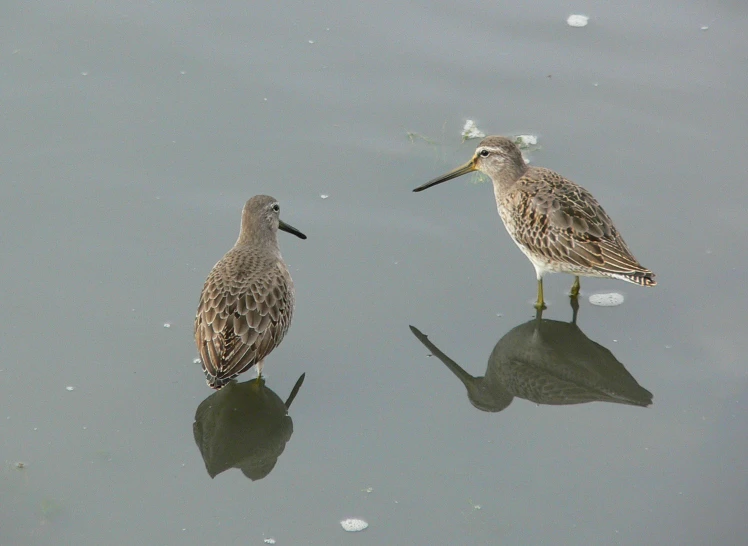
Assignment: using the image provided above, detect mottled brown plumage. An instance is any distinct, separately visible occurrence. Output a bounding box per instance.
[195,195,306,389]
[414,136,655,308]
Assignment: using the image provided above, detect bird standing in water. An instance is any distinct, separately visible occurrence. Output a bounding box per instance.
[195,195,306,389]
[413,136,655,309]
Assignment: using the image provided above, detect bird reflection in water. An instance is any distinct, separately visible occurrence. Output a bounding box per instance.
[193,373,305,480]
[410,301,652,412]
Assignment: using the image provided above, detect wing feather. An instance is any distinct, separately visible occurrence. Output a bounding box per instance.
[195,250,294,389]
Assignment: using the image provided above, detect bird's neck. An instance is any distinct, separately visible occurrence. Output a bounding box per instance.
[235,231,279,253]
[491,163,528,194]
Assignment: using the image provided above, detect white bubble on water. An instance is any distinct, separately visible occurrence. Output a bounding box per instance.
[340,518,368,532]
[567,15,589,27]
[589,292,625,307]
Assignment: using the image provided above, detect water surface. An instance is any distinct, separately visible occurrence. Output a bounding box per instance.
[2,1,747,544]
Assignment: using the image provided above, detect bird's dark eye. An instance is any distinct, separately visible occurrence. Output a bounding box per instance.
[272,204,280,213]
[479,149,490,157]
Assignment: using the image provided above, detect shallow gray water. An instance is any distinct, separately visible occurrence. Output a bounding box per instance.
[2,1,747,545]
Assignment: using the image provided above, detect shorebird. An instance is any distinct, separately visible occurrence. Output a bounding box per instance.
[195,195,306,389]
[414,136,655,309]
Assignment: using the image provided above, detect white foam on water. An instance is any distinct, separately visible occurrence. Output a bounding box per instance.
[567,15,589,27]
[589,292,625,307]
[462,120,485,140]
[340,518,368,532]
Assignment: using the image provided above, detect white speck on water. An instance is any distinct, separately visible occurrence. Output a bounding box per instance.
[613,339,618,343]
[567,14,589,27]
[66,386,75,391]
[193,358,201,365]
[496,313,503,317]
[81,71,89,76]
[180,70,186,75]
[163,323,171,328]
[363,486,373,493]
[665,345,672,349]
[593,82,599,87]
[263,97,268,101]
[462,120,485,140]
[308,40,315,44]
[589,292,624,307]
[700,25,709,31]
[340,518,368,532]
[264,539,276,544]
[320,194,329,199]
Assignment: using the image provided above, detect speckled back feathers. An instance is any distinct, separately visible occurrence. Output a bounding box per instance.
[195,196,297,389]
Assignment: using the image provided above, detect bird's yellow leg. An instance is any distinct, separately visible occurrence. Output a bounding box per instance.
[570,290,580,324]
[535,279,547,310]
[570,276,581,297]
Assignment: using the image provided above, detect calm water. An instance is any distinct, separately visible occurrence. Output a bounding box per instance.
[2,1,747,545]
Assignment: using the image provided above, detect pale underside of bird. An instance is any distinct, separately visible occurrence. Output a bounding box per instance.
[414,135,656,309]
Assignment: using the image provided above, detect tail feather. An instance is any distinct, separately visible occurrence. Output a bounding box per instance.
[617,270,656,287]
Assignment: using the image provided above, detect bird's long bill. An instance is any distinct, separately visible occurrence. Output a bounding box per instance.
[412,157,477,192]
[279,219,307,240]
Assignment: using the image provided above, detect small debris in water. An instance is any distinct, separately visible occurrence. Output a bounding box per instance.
[163,323,171,328]
[81,71,89,76]
[700,26,709,31]
[514,135,538,148]
[308,40,315,44]
[589,292,624,307]
[362,486,373,493]
[264,539,276,545]
[665,345,672,349]
[66,386,75,391]
[567,15,589,27]
[513,135,540,164]
[193,358,201,365]
[462,120,485,140]
[340,518,368,532]
[320,194,329,199]
[15,462,26,469]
